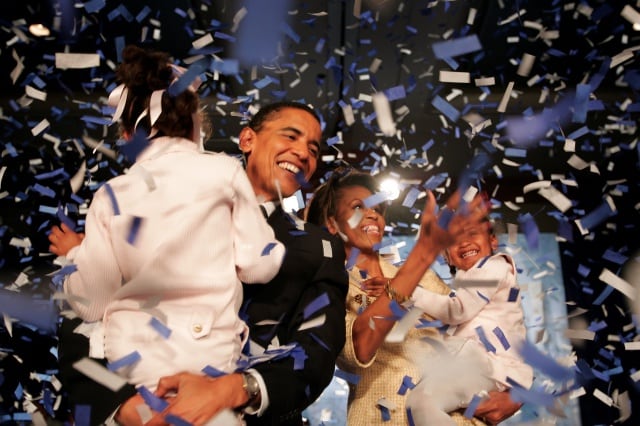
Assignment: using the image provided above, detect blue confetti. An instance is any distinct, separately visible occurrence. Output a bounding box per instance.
[261,242,278,256]
[431,95,460,122]
[334,368,360,385]
[138,385,169,412]
[475,326,496,353]
[363,192,388,209]
[202,365,226,377]
[572,84,590,123]
[303,292,330,320]
[378,404,391,421]
[107,351,141,371]
[518,340,575,382]
[149,317,172,339]
[103,183,121,216]
[73,404,91,426]
[493,326,510,350]
[507,287,520,302]
[232,0,290,65]
[165,414,192,426]
[463,393,483,419]
[127,216,142,245]
[432,35,482,60]
[397,375,416,395]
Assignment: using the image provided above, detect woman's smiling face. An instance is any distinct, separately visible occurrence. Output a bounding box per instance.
[329,185,386,254]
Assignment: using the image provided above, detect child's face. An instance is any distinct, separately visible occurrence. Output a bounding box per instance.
[445,223,498,271]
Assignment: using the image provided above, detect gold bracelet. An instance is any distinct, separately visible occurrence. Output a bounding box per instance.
[384,279,410,304]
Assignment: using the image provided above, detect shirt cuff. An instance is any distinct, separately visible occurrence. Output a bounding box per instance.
[243,368,269,416]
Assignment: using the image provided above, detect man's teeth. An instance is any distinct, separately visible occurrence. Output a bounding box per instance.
[362,225,379,234]
[278,162,300,174]
[461,250,478,259]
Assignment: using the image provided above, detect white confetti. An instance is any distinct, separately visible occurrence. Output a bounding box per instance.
[72,358,128,392]
[55,53,100,69]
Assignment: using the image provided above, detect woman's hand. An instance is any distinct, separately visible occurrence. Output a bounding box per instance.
[48,223,84,256]
[360,276,387,297]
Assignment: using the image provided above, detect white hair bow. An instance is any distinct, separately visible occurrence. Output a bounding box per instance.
[106,63,204,143]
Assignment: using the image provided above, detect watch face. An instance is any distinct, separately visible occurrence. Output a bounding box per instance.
[244,373,260,397]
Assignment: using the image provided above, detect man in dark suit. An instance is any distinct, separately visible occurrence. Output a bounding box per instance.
[57,101,348,425]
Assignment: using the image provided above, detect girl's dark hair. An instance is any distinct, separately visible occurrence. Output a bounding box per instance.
[305,166,380,228]
[116,45,201,140]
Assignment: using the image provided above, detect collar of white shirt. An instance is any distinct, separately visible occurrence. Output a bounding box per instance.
[260,201,279,218]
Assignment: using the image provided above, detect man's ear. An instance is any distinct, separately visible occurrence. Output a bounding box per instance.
[239,127,256,154]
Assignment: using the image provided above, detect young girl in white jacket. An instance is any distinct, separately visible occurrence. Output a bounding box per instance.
[50,45,285,392]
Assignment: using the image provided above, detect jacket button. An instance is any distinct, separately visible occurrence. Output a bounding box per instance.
[192,324,203,333]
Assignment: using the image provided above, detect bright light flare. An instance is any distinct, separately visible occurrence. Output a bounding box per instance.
[380,177,400,201]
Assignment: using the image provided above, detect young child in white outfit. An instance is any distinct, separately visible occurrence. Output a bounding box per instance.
[52,45,285,392]
[406,220,533,425]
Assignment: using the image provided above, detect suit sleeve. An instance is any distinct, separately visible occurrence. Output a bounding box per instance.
[58,317,137,425]
[248,234,348,424]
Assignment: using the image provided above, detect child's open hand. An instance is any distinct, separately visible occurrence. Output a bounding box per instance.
[48,223,84,256]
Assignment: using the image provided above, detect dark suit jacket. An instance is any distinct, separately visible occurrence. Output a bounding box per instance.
[58,206,348,425]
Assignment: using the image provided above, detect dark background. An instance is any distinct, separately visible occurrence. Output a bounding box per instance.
[0,0,639,424]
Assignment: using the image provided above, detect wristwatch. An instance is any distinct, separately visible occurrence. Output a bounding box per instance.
[241,372,261,407]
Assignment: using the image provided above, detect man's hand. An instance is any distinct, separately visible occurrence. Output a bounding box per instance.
[49,223,84,256]
[115,394,146,426]
[145,373,248,426]
[474,390,522,425]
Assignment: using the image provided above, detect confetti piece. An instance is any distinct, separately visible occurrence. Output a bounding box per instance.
[54,53,100,69]
[475,326,497,353]
[385,307,423,343]
[493,326,511,350]
[497,81,515,113]
[303,292,330,320]
[431,95,460,122]
[232,0,290,65]
[321,239,333,258]
[72,358,128,392]
[138,385,169,412]
[598,269,635,301]
[518,340,574,382]
[107,351,141,371]
[334,368,360,385]
[372,92,395,137]
[439,70,471,83]
[261,242,278,256]
[432,35,482,60]
[149,316,172,339]
[397,375,416,395]
[127,216,143,245]
[463,393,483,418]
[202,365,226,377]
